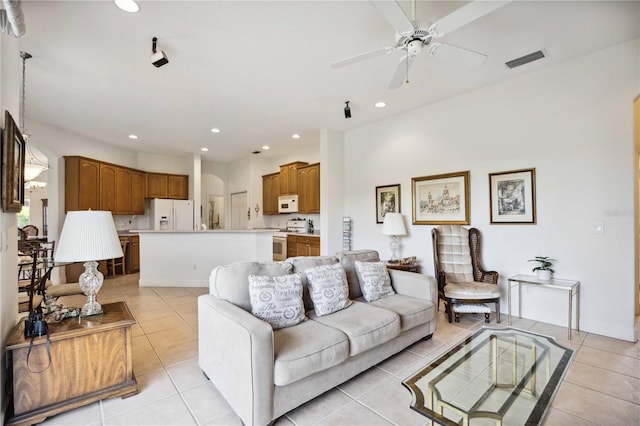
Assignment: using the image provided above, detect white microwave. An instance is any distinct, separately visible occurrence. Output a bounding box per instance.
[278,195,298,213]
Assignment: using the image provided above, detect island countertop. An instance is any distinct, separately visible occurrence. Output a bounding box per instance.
[134,229,277,234]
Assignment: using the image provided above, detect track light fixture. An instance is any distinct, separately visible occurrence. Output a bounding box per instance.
[344,101,351,119]
[150,37,169,68]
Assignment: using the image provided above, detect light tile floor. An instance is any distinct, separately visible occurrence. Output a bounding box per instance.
[40,273,639,426]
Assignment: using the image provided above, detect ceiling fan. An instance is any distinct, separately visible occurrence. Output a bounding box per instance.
[331,0,511,89]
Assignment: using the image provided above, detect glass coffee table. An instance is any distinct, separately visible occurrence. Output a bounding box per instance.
[403,327,574,425]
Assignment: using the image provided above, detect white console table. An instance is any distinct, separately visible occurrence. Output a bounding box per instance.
[508,274,580,340]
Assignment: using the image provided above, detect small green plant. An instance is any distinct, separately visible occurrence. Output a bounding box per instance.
[528,256,555,273]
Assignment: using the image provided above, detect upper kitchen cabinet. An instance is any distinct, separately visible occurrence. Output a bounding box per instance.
[100,163,117,212]
[65,156,101,211]
[262,172,280,215]
[147,173,189,200]
[131,170,146,214]
[101,164,145,215]
[279,161,308,195]
[297,163,320,214]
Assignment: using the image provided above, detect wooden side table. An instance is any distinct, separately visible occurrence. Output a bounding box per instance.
[5,302,138,426]
[385,262,420,273]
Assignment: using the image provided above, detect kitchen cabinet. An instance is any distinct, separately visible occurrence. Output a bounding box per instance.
[262,172,280,215]
[279,161,308,195]
[147,173,189,199]
[287,235,320,257]
[297,163,320,214]
[131,170,146,214]
[65,156,101,211]
[115,167,132,214]
[127,235,140,273]
[99,163,117,212]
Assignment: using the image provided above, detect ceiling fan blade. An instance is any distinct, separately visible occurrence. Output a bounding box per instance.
[331,46,395,69]
[428,42,487,68]
[370,0,414,34]
[430,0,511,36]
[389,55,414,90]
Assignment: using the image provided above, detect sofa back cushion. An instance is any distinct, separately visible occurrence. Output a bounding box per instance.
[210,261,293,311]
[286,256,338,311]
[335,250,380,300]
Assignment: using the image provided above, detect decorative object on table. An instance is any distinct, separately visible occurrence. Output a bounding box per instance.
[412,171,469,225]
[528,256,555,281]
[55,210,123,317]
[375,183,400,223]
[381,212,407,263]
[399,256,416,265]
[2,110,26,212]
[489,168,536,224]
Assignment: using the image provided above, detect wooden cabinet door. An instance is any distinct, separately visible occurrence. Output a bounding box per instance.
[78,159,101,210]
[128,235,140,273]
[309,243,320,256]
[297,167,309,213]
[307,164,320,214]
[115,167,132,214]
[100,163,117,212]
[167,175,188,199]
[279,165,290,195]
[263,173,280,215]
[279,162,307,195]
[147,173,168,198]
[131,170,146,214]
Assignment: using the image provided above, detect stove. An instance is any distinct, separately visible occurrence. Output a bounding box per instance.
[286,218,309,234]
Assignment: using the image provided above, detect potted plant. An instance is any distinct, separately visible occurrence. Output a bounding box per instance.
[528,256,555,281]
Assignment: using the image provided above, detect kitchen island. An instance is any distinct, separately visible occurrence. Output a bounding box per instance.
[137,230,273,287]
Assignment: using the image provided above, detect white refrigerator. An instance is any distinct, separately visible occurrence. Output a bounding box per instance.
[150,199,194,231]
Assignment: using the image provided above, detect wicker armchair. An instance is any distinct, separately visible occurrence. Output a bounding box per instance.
[432,225,501,323]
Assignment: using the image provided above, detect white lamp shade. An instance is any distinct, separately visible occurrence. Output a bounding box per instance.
[381,213,407,236]
[55,210,123,261]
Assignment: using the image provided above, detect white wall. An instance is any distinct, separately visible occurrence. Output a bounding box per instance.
[344,39,639,341]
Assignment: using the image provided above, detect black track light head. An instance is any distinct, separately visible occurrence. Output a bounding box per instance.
[344,101,351,119]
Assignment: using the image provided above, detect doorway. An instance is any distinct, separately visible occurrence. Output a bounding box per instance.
[230,191,248,230]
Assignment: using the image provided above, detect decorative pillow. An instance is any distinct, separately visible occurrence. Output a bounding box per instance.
[248,273,307,329]
[305,263,352,316]
[354,261,395,302]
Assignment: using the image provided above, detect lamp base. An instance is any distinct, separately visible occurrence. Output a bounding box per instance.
[389,235,400,263]
[78,261,104,317]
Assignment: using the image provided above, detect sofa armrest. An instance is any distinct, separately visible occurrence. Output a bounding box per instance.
[198,294,275,426]
[389,269,438,304]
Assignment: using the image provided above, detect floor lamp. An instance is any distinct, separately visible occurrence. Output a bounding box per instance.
[55,210,123,317]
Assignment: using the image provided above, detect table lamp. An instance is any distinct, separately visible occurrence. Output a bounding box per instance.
[55,210,123,317]
[382,212,407,263]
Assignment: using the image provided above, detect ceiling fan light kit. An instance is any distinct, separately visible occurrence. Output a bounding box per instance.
[332,0,511,89]
[344,101,351,119]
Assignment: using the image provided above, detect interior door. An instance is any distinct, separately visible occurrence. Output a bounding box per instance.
[230,191,248,230]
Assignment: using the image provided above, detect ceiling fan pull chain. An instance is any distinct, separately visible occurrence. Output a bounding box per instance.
[405,54,410,84]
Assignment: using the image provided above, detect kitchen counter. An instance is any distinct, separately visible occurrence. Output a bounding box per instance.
[135,229,277,234]
[137,230,272,287]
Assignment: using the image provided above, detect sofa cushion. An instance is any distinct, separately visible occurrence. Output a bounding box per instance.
[309,301,400,356]
[210,261,293,311]
[305,263,352,316]
[336,250,380,300]
[273,319,349,386]
[248,273,307,329]
[369,294,435,331]
[287,256,338,310]
[354,261,395,302]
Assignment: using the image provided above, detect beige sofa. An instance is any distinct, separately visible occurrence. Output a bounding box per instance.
[198,250,437,425]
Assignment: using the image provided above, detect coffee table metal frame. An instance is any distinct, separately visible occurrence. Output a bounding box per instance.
[403,327,574,426]
[507,274,580,340]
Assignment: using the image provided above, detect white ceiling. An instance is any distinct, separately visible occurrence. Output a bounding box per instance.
[17,1,640,163]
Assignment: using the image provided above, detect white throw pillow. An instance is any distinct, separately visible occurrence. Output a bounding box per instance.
[305,263,352,316]
[248,273,307,329]
[354,261,395,302]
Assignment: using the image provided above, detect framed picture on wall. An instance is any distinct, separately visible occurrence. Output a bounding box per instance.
[2,110,26,213]
[412,171,470,225]
[375,184,400,223]
[489,168,536,224]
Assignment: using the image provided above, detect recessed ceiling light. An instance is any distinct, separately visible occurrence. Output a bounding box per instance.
[210,128,221,133]
[292,134,301,139]
[375,101,387,108]
[262,145,270,150]
[114,0,139,13]
[201,147,209,152]
[128,134,138,140]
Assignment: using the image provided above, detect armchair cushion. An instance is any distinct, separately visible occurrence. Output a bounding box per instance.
[444,282,501,299]
[435,225,474,283]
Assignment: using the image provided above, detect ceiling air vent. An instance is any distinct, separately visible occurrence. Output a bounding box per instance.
[505,50,546,69]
